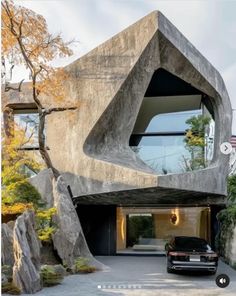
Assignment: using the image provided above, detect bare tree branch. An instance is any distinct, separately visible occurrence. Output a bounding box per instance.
[4,79,24,92]
[44,107,77,115]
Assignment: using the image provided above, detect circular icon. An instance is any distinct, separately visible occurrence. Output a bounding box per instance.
[215,274,230,288]
[220,142,232,155]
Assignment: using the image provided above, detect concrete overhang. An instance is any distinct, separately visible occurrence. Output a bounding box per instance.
[74,187,226,206]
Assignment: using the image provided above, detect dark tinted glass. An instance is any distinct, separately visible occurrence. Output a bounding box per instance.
[175,237,210,251]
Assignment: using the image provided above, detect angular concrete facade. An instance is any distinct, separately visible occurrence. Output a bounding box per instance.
[3,11,233,255]
[3,11,232,205]
[49,11,231,204]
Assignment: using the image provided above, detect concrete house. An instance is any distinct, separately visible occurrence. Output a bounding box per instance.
[3,11,232,255]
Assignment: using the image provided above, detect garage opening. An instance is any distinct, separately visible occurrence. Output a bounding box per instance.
[116,206,211,255]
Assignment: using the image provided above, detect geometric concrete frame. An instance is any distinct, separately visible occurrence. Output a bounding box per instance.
[45,11,232,204]
[4,11,232,204]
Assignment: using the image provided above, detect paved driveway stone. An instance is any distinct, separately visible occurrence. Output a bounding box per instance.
[4,256,236,296]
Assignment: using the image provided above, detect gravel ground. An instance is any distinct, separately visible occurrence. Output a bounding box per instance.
[4,256,236,296]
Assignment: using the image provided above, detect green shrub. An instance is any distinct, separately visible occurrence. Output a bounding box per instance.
[184,115,211,170]
[2,176,41,207]
[73,257,97,274]
[2,265,13,282]
[216,205,236,257]
[216,175,236,259]
[228,175,236,203]
[2,124,42,208]
[1,282,21,295]
[40,265,64,287]
[217,205,236,227]
[36,208,57,242]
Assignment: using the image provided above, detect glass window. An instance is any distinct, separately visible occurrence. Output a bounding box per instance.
[146,110,202,133]
[14,111,39,148]
[131,135,189,174]
[130,110,205,174]
[116,207,211,253]
[174,237,210,251]
[127,214,155,248]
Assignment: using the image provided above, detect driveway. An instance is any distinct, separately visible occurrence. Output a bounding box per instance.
[9,256,236,296]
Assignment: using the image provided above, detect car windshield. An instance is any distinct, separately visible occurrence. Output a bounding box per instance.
[175,237,210,251]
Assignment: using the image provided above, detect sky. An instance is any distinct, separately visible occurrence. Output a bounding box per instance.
[14,0,236,134]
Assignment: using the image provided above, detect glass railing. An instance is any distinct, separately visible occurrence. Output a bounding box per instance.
[130,135,213,174]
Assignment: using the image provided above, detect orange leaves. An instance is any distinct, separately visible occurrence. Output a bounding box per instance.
[2,121,42,175]
[2,0,74,106]
[36,67,69,105]
[2,202,34,215]
[2,0,76,173]
[1,0,16,54]
[2,0,73,66]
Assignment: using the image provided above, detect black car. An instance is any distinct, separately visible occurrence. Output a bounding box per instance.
[165,236,218,274]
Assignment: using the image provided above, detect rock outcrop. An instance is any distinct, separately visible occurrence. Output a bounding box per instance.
[29,168,54,208]
[12,210,42,294]
[1,223,14,266]
[52,176,106,270]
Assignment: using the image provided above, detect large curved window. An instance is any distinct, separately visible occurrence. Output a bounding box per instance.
[146,110,201,133]
[131,110,202,174]
[129,69,215,174]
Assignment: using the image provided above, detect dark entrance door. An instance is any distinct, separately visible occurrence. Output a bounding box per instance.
[77,205,116,255]
[210,205,225,250]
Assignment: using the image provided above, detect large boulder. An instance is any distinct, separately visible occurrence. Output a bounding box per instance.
[40,241,61,265]
[12,210,42,294]
[52,176,106,270]
[1,222,14,266]
[29,169,54,208]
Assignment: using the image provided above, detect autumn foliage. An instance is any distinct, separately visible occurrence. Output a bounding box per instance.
[36,207,57,242]
[2,0,73,103]
[2,0,75,177]
[1,1,69,243]
[2,203,34,216]
[1,123,42,206]
[2,123,57,241]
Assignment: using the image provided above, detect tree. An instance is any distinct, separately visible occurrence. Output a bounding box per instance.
[228,174,236,203]
[216,175,236,265]
[184,114,211,171]
[2,121,60,241]
[1,122,42,209]
[2,0,75,178]
[1,1,102,270]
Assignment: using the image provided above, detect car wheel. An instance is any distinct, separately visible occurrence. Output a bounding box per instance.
[167,267,174,274]
[209,270,216,275]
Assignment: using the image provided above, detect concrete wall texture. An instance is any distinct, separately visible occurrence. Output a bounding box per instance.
[3,11,232,205]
